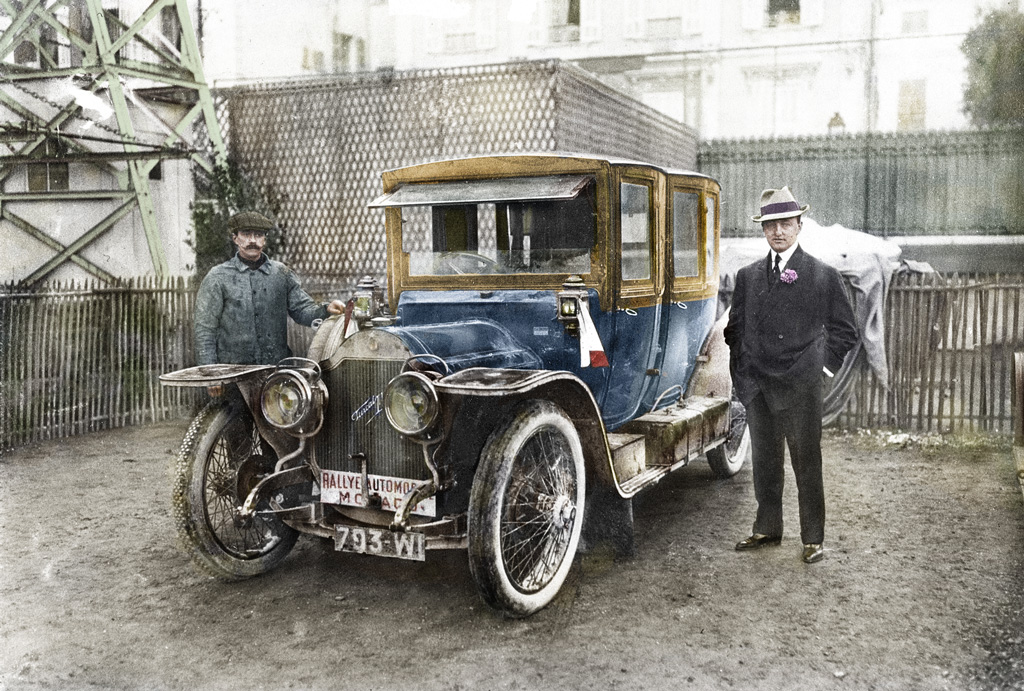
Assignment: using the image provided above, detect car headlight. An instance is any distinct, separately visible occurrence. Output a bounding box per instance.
[261,370,317,430]
[384,371,440,438]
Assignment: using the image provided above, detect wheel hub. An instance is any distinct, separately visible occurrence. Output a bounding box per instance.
[547,495,575,529]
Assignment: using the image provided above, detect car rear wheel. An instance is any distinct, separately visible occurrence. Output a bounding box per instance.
[706,398,750,478]
[172,401,299,580]
[468,400,585,617]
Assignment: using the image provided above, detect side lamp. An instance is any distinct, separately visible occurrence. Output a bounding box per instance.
[351,275,380,326]
[557,275,589,335]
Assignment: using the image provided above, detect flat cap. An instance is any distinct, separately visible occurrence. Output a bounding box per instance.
[228,211,274,234]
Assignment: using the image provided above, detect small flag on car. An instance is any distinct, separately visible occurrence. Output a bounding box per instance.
[577,299,609,368]
[342,299,359,339]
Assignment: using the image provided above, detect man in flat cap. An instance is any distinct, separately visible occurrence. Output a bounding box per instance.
[724,187,857,564]
[194,211,345,392]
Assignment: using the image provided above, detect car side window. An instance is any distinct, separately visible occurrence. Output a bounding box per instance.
[620,182,651,281]
[673,190,700,279]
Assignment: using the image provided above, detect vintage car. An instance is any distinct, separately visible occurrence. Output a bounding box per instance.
[161,153,749,617]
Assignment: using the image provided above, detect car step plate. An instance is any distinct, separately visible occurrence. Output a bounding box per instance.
[333,525,425,561]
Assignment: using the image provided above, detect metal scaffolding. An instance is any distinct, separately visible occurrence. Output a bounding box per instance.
[0,0,225,285]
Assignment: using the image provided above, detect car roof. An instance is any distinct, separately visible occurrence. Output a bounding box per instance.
[381,151,715,182]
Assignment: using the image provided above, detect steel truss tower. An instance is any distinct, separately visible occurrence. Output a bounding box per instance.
[0,0,225,285]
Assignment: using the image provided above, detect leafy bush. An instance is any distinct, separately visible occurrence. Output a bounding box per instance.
[188,159,285,280]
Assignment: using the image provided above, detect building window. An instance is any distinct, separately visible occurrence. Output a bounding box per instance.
[648,17,682,39]
[566,0,581,27]
[12,22,58,67]
[767,0,800,27]
[443,32,475,52]
[901,11,928,34]
[302,47,326,72]
[160,6,182,51]
[549,0,581,43]
[13,40,37,65]
[105,8,122,61]
[333,32,367,72]
[898,80,927,130]
[69,2,92,67]
[26,139,69,193]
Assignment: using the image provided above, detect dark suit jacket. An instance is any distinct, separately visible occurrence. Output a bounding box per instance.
[724,245,858,412]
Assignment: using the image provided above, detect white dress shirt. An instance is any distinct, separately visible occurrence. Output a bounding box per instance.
[771,243,799,272]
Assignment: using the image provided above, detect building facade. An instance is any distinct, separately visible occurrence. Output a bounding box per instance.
[378,0,1017,137]
[197,0,1019,136]
[199,0,381,84]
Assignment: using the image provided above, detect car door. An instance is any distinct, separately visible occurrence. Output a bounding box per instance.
[599,167,666,428]
[659,178,720,394]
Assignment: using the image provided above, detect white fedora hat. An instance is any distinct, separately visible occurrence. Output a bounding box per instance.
[751,186,810,222]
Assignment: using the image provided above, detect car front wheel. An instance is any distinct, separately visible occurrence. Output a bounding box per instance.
[468,400,586,617]
[172,401,299,580]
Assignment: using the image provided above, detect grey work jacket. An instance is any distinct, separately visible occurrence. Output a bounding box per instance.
[194,254,327,366]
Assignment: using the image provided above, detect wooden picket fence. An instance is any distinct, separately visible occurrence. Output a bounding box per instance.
[837,272,1024,435]
[0,277,202,452]
[1,273,1022,452]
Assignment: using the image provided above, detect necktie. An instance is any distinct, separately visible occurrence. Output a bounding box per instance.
[772,254,781,278]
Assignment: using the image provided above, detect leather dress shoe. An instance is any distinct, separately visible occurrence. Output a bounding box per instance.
[802,543,824,563]
[735,533,782,550]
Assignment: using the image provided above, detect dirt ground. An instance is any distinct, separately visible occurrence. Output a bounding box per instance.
[2,418,1023,691]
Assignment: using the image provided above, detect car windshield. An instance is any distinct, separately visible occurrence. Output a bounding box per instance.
[381,176,597,277]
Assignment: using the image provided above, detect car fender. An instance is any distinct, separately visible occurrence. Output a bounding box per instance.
[159,364,296,458]
[685,307,732,400]
[435,368,618,490]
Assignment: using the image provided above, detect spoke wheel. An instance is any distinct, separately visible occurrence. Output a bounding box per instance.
[707,397,750,478]
[469,400,585,617]
[172,402,298,580]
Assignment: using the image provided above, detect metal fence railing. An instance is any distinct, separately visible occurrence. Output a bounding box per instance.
[700,128,1024,238]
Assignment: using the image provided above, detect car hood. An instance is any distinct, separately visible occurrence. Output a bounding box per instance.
[381,319,543,372]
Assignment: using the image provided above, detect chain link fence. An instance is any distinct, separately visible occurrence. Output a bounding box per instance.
[210,59,698,296]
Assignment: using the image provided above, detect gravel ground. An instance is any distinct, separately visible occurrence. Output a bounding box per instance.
[1,419,1022,690]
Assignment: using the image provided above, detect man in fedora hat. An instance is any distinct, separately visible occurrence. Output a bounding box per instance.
[194,211,346,392]
[724,187,857,564]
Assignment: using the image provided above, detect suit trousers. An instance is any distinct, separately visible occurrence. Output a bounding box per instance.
[746,386,825,545]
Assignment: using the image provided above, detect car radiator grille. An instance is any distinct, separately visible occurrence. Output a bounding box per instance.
[315,358,428,481]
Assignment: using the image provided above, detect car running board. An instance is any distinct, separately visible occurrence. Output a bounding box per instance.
[613,395,730,496]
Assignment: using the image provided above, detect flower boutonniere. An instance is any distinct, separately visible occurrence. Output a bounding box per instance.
[780,268,798,284]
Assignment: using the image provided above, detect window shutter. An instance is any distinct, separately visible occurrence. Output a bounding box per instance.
[581,0,601,41]
[801,0,824,26]
[741,0,765,30]
[478,6,498,49]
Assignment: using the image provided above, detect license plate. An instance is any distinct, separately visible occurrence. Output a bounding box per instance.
[333,526,425,561]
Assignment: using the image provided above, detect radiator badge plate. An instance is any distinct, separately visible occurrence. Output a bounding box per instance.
[321,469,437,517]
